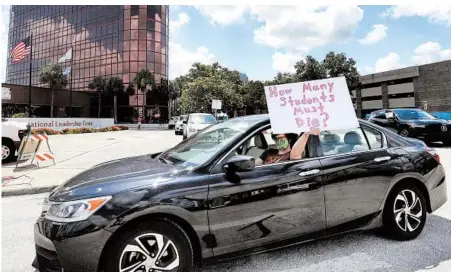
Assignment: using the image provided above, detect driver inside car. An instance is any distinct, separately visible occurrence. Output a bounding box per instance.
[255,128,320,165]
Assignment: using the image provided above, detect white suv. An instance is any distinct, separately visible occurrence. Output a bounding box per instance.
[2,118,28,163]
[183,113,217,140]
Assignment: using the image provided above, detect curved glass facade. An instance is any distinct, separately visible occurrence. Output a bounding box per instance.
[6,5,169,96]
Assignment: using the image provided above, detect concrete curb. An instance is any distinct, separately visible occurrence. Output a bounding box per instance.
[1,185,57,197]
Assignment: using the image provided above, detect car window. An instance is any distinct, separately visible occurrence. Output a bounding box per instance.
[189,114,216,124]
[394,109,436,120]
[320,128,369,156]
[374,112,386,119]
[362,125,383,149]
[159,119,257,167]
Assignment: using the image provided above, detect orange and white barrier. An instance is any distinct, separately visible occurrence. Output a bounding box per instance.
[30,134,49,142]
[35,152,55,162]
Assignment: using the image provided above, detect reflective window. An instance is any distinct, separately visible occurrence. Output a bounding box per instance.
[320,128,369,156]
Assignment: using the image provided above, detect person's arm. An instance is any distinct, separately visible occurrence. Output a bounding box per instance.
[290,129,320,160]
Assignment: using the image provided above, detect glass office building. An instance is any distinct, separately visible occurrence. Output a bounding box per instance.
[4,5,169,120]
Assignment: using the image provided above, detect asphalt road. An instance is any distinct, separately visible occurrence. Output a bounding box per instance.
[1,148,450,272]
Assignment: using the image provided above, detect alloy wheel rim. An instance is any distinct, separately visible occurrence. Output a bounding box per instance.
[2,145,10,160]
[400,129,409,137]
[119,233,179,272]
[393,189,423,232]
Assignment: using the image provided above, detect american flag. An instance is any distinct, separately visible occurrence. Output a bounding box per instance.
[11,36,31,62]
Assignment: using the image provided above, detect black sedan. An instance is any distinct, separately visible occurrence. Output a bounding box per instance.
[33,115,447,272]
[368,108,451,146]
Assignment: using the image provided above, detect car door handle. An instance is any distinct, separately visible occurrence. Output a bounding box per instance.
[374,156,391,162]
[298,169,320,177]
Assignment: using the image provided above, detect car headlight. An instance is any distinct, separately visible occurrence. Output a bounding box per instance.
[43,196,111,222]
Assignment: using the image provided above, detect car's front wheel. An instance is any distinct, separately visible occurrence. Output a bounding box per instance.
[382,183,427,241]
[2,138,17,164]
[102,220,194,272]
[398,128,410,137]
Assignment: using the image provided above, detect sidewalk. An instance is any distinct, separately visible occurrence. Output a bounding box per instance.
[1,130,181,197]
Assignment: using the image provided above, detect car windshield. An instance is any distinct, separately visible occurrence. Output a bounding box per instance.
[158,118,257,168]
[179,115,187,121]
[394,109,436,120]
[190,114,216,124]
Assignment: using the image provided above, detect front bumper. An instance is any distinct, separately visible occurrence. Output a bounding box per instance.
[32,217,112,272]
[410,127,450,141]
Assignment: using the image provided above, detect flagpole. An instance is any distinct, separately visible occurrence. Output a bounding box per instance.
[28,33,33,117]
[69,46,73,117]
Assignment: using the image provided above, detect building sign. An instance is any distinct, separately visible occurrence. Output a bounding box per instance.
[2,87,11,100]
[264,76,359,133]
[7,118,114,130]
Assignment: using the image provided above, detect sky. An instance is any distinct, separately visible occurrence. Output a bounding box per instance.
[0,4,451,84]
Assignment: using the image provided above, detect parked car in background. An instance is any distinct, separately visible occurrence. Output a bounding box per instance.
[168,116,178,130]
[2,118,28,163]
[182,113,217,140]
[216,112,228,122]
[174,115,188,135]
[32,115,447,271]
[368,108,451,146]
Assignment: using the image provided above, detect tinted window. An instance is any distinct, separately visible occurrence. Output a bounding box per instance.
[362,125,383,149]
[320,128,369,156]
[159,119,257,167]
[190,114,216,124]
[374,112,386,119]
[394,109,436,120]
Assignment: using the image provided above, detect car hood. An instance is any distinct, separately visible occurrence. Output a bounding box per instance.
[403,119,450,125]
[2,120,28,130]
[48,155,186,202]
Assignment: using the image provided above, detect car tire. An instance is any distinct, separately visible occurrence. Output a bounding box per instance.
[101,220,194,272]
[382,183,427,241]
[398,128,410,138]
[2,138,17,164]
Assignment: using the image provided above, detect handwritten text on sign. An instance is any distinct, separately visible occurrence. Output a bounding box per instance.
[264,77,359,134]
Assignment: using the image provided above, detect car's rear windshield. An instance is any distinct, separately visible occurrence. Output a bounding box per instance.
[190,114,216,124]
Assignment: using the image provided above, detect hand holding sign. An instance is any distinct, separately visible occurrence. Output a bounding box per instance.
[264,76,359,134]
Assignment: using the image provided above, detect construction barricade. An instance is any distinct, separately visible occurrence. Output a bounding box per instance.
[15,125,55,168]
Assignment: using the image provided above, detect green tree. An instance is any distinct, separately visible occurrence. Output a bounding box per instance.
[106,77,124,124]
[242,80,267,114]
[322,51,361,91]
[125,83,135,96]
[133,69,155,117]
[88,76,107,118]
[39,64,69,117]
[294,55,327,82]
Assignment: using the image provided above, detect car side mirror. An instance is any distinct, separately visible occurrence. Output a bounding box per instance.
[223,155,255,173]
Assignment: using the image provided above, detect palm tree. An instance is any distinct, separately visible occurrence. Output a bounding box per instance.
[39,64,69,118]
[133,69,155,119]
[88,76,107,118]
[106,77,124,124]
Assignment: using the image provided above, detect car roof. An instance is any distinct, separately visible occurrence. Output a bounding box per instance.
[189,113,214,116]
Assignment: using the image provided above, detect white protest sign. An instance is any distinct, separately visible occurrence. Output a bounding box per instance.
[264,76,359,134]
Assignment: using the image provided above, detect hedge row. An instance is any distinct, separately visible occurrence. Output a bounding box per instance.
[31,126,129,135]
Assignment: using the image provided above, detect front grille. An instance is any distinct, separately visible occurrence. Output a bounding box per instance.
[35,245,63,272]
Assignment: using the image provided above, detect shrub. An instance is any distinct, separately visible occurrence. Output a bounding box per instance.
[111,126,120,131]
[12,112,27,118]
[32,128,62,135]
[118,125,129,130]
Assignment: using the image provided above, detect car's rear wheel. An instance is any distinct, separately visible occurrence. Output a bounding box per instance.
[382,183,426,241]
[102,220,194,272]
[2,138,17,164]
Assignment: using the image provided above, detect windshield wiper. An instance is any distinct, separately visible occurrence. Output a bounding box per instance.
[156,156,173,165]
